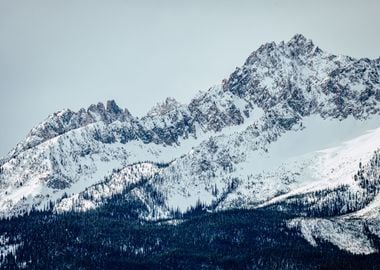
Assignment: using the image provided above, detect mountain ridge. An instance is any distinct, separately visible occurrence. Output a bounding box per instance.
[7,34,380,161]
[1,34,380,254]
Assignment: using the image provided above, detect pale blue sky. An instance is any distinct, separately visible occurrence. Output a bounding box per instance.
[0,0,379,156]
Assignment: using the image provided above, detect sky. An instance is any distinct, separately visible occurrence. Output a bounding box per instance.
[0,0,379,157]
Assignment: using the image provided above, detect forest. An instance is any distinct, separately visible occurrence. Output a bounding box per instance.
[0,192,380,270]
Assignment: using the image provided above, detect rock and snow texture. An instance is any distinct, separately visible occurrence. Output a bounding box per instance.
[287,218,377,255]
[284,145,380,255]
[1,34,380,253]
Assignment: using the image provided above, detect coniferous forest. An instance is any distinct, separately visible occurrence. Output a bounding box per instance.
[1,3,380,269]
[0,193,380,270]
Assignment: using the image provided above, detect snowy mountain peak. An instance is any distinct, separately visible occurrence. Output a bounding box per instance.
[87,100,130,122]
[106,99,128,118]
[287,33,316,55]
[7,100,133,159]
[147,97,183,116]
[1,34,380,257]
[287,33,313,47]
[245,34,318,66]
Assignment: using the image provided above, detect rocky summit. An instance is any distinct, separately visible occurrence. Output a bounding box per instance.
[1,34,380,261]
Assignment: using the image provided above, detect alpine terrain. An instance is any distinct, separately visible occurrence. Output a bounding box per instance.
[1,34,380,269]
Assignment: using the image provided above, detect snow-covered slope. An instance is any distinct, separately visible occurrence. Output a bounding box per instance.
[53,116,380,217]
[286,146,380,255]
[1,34,380,255]
[0,89,260,216]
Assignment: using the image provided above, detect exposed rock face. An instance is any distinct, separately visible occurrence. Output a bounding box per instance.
[1,34,380,256]
[8,100,131,158]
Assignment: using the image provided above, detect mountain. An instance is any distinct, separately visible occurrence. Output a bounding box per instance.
[1,34,380,258]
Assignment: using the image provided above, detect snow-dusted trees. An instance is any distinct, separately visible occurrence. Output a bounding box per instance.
[355,150,380,195]
[276,149,380,217]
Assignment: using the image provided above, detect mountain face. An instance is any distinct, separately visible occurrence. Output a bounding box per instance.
[1,34,380,256]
